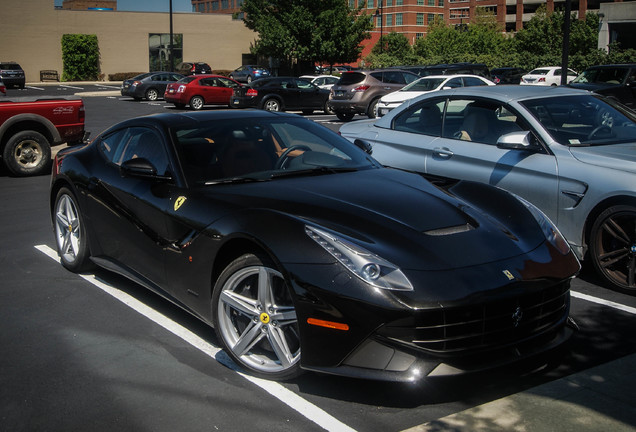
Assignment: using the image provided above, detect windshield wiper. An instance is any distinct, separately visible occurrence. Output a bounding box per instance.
[204,176,270,185]
[269,166,359,179]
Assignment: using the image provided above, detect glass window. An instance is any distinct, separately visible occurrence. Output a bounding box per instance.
[393,98,445,136]
[417,13,424,25]
[386,14,392,26]
[463,77,488,87]
[396,13,402,25]
[148,33,183,72]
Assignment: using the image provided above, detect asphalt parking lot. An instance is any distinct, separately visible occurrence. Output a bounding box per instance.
[1,83,636,431]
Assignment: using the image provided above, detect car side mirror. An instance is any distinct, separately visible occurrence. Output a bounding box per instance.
[121,158,172,181]
[496,131,538,151]
[353,138,373,155]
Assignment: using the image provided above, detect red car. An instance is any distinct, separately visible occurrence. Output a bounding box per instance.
[164,75,241,110]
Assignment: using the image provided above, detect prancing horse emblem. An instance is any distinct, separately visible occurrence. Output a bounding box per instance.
[174,196,187,211]
[512,306,523,327]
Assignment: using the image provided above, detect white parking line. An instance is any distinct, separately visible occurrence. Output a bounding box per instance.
[571,290,636,315]
[34,244,357,432]
[60,85,85,90]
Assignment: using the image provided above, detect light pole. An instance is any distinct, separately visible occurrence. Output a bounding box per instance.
[375,0,383,52]
[169,0,174,72]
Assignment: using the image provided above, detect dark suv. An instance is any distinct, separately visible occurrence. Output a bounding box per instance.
[176,62,212,76]
[0,62,25,89]
[490,67,526,84]
[400,63,490,78]
[568,64,636,108]
[329,69,419,120]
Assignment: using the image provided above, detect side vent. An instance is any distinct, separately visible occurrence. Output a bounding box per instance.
[424,223,475,236]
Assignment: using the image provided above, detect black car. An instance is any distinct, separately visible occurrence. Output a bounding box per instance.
[231,77,332,114]
[401,63,491,78]
[568,64,636,108]
[121,71,184,101]
[490,67,526,84]
[0,62,25,89]
[176,62,212,76]
[50,110,580,382]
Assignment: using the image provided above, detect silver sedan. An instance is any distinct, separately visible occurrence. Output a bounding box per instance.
[340,85,636,293]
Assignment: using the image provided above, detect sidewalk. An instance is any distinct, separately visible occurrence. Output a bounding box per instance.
[406,353,636,432]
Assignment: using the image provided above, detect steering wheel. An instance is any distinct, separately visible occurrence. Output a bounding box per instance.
[275,145,311,169]
[587,125,612,140]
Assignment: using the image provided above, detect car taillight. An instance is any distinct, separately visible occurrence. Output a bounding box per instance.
[177,85,186,93]
[493,77,500,84]
[132,80,141,86]
[53,154,64,176]
[539,77,545,82]
[190,65,196,73]
[353,85,370,92]
[247,89,258,97]
[78,104,85,122]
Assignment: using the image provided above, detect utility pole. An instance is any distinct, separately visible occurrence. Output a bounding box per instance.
[560,0,571,85]
[169,0,174,72]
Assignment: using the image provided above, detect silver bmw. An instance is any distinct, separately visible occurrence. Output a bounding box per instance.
[340,85,636,293]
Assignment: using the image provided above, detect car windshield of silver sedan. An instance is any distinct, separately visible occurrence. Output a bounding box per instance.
[174,118,377,185]
[520,95,636,146]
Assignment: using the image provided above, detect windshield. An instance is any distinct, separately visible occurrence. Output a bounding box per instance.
[401,77,446,92]
[173,117,377,186]
[572,68,629,84]
[520,95,636,146]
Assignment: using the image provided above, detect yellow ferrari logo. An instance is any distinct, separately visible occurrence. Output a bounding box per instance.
[260,312,270,324]
[174,196,187,211]
[503,270,515,280]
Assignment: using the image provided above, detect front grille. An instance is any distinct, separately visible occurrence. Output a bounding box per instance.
[380,281,570,354]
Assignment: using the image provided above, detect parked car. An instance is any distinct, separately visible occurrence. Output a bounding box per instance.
[490,67,526,84]
[176,62,212,76]
[401,63,491,78]
[229,65,271,83]
[376,74,495,117]
[329,69,419,121]
[121,72,184,101]
[0,96,86,176]
[520,67,577,86]
[164,74,241,110]
[0,62,25,89]
[568,64,636,108]
[0,77,5,96]
[340,85,636,293]
[50,109,580,382]
[300,75,340,90]
[231,76,332,114]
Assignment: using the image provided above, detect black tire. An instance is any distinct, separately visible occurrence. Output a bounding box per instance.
[3,130,51,176]
[335,111,354,121]
[189,95,205,110]
[366,98,380,118]
[145,88,159,101]
[53,187,92,272]
[212,253,302,380]
[262,97,282,112]
[590,205,636,293]
[324,101,334,115]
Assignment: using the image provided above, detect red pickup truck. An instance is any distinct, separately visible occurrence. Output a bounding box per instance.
[0,96,86,176]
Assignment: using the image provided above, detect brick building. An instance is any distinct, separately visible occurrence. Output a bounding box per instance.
[62,0,117,10]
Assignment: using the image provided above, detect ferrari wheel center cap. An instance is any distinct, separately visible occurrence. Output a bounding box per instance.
[259,312,270,324]
[68,224,73,233]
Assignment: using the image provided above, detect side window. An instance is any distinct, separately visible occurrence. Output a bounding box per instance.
[296,79,314,89]
[383,71,406,84]
[218,77,236,88]
[443,99,525,145]
[463,77,488,87]
[120,128,171,175]
[98,128,132,164]
[392,98,444,136]
[446,78,463,88]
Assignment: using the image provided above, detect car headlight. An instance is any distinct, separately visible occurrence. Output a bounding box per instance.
[515,196,571,255]
[305,225,413,291]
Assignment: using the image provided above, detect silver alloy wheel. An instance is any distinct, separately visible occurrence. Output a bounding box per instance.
[217,265,300,374]
[263,99,280,111]
[146,88,159,101]
[13,139,43,170]
[190,96,204,110]
[54,193,81,264]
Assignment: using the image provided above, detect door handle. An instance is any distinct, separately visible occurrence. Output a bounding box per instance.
[433,147,453,158]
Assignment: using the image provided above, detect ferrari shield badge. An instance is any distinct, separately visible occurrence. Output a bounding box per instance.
[503,270,515,280]
[174,196,187,211]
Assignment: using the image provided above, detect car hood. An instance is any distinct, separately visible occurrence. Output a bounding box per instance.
[380,90,430,104]
[202,168,546,271]
[569,143,636,174]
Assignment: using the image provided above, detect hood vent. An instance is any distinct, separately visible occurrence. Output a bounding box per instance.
[424,223,475,236]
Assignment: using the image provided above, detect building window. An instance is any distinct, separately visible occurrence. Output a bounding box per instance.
[449,8,469,18]
[396,0,403,5]
[416,32,424,39]
[386,0,393,6]
[149,33,183,72]
[349,0,355,7]
[395,12,402,25]
[427,13,435,24]
[417,0,424,4]
[368,0,374,8]
[428,0,435,5]
[439,0,444,6]
[417,13,424,25]
[221,0,229,9]
[386,14,393,26]
[376,15,382,27]
[211,1,218,10]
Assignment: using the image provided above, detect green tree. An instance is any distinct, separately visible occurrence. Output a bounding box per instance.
[61,34,100,81]
[241,0,373,73]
